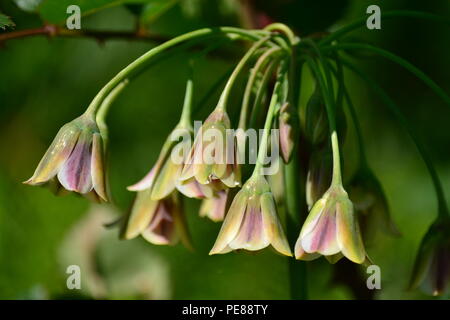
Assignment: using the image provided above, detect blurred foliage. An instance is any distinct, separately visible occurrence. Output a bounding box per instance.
[0,0,449,300]
[0,11,14,29]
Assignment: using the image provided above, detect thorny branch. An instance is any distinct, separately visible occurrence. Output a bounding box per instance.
[0,24,169,45]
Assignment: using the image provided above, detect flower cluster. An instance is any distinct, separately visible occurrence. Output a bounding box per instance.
[24,33,368,263]
[24,24,450,297]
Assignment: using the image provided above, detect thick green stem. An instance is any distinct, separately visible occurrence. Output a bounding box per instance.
[84,27,269,116]
[341,58,449,218]
[321,43,450,108]
[319,10,450,46]
[284,157,308,300]
[284,47,308,300]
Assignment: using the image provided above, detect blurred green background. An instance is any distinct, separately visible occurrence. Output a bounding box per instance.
[0,0,449,299]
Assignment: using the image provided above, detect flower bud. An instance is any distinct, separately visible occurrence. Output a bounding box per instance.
[24,114,108,201]
[306,149,332,209]
[295,184,366,264]
[409,218,450,296]
[278,102,299,163]
[180,108,241,188]
[209,174,292,256]
[304,85,328,146]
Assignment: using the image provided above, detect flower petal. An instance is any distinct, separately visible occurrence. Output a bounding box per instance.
[91,133,108,201]
[294,242,321,261]
[151,159,181,200]
[299,197,327,238]
[176,177,213,198]
[24,123,80,185]
[127,166,157,191]
[336,199,366,264]
[325,253,343,264]
[122,189,158,240]
[229,197,270,251]
[141,200,176,245]
[260,193,292,256]
[301,203,340,256]
[200,190,228,222]
[57,129,93,194]
[209,191,247,255]
[171,194,193,250]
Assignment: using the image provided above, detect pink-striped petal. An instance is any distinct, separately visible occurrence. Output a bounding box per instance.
[57,130,93,194]
[25,122,80,185]
[301,204,340,256]
[229,197,269,251]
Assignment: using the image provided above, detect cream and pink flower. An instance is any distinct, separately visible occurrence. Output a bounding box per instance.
[24,115,108,201]
[210,174,291,256]
[295,185,366,264]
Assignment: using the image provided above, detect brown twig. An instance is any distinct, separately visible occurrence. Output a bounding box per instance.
[0,24,169,44]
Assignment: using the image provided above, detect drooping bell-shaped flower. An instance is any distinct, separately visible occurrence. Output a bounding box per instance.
[295,184,366,263]
[296,131,366,264]
[278,102,299,164]
[180,108,241,189]
[409,218,450,296]
[24,114,108,201]
[348,165,400,243]
[122,190,191,248]
[209,174,292,256]
[200,190,228,222]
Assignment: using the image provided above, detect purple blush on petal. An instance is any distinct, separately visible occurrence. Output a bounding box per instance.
[58,135,93,194]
